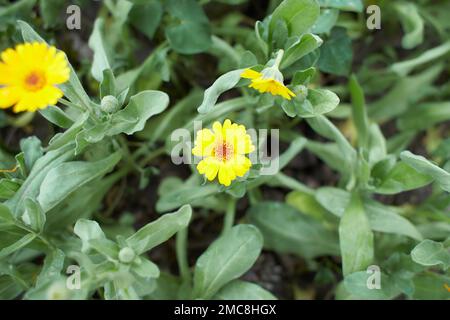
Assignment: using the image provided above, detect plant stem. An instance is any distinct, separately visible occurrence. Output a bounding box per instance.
[274,49,285,68]
[176,227,191,284]
[222,198,236,235]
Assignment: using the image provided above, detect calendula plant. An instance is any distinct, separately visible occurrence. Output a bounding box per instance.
[0,0,449,300]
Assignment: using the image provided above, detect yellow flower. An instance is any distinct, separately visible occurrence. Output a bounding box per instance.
[0,42,70,113]
[241,50,295,100]
[192,119,255,187]
[241,68,296,100]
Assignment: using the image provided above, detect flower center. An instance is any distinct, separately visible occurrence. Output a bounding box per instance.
[24,71,46,91]
[214,140,234,161]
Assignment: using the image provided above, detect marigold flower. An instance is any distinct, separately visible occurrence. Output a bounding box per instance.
[241,50,295,100]
[0,42,70,113]
[192,119,255,187]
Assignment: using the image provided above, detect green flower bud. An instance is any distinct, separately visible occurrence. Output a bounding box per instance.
[119,247,136,263]
[292,85,308,101]
[100,95,120,113]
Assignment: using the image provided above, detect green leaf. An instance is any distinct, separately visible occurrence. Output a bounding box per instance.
[282,34,323,69]
[193,225,263,299]
[0,0,36,27]
[397,102,450,132]
[305,88,340,117]
[156,182,221,213]
[197,69,244,114]
[349,75,369,149]
[39,107,74,129]
[39,0,66,28]
[20,136,43,173]
[391,41,450,77]
[214,280,277,300]
[318,0,363,12]
[318,27,353,76]
[0,234,36,260]
[110,90,169,135]
[0,204,14,224]
[311,8,339,34]
[126,205,192,255]
[339,193,374,276]
[35,249,65,287]
[369,64,442,122]
[128,0,162,40]
[0,275,23,299]
[343,271,401,300]
[316,187,422,240]
[306,115,356,167]
[132,258,160,279]
[0,179,20,200]
[400,151,450,192]
[373,161,434,195]
[412,273,450,300]
[89,238,120,260]
[88,18,111,82]
[22,198,46,233]
[411,240,449,270]
[100,69,117,99]
[165,0,212,54]
[74,219,106,252]
[37,152,121,213]
[247,202,339,258]
[6,143,76,216]
[270,0,320,37]
[394,2,424,49]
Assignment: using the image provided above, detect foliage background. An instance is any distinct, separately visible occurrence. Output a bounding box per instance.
[0,0,449,300]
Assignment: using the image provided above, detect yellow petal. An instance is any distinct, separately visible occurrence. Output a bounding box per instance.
[218,163,235,186]
[192,128,216,157]
[0,86,22,109]
[241,69,262,80]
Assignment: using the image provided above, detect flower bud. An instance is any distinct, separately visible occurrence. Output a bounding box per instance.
[292,85,308,101]
[119,247,136,263]
[100,95,120,113]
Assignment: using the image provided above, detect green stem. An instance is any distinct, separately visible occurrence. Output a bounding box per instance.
[176,227,190,284]
[274,49,284,68]
[222,198,237,235]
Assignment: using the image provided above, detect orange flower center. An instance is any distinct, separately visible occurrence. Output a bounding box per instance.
[214,140,234,161]
[24,71,46,91]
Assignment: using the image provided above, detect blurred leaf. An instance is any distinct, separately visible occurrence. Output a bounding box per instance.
[318,27,353,76]
[165,0,212,54]
[411,239,449,270]
[394,2,424,49]
[397,102,450,131]
[247,202,339,258]
[318,0,363,12]
[193,225,263,299]
[391,42,450,76]
[339,193,374,276]
[343,271,401,300]
[400,151,450,192]
[214,280,277,300]
[316,187,423,240]
[129,0,162,40]
[270,0,320,38]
